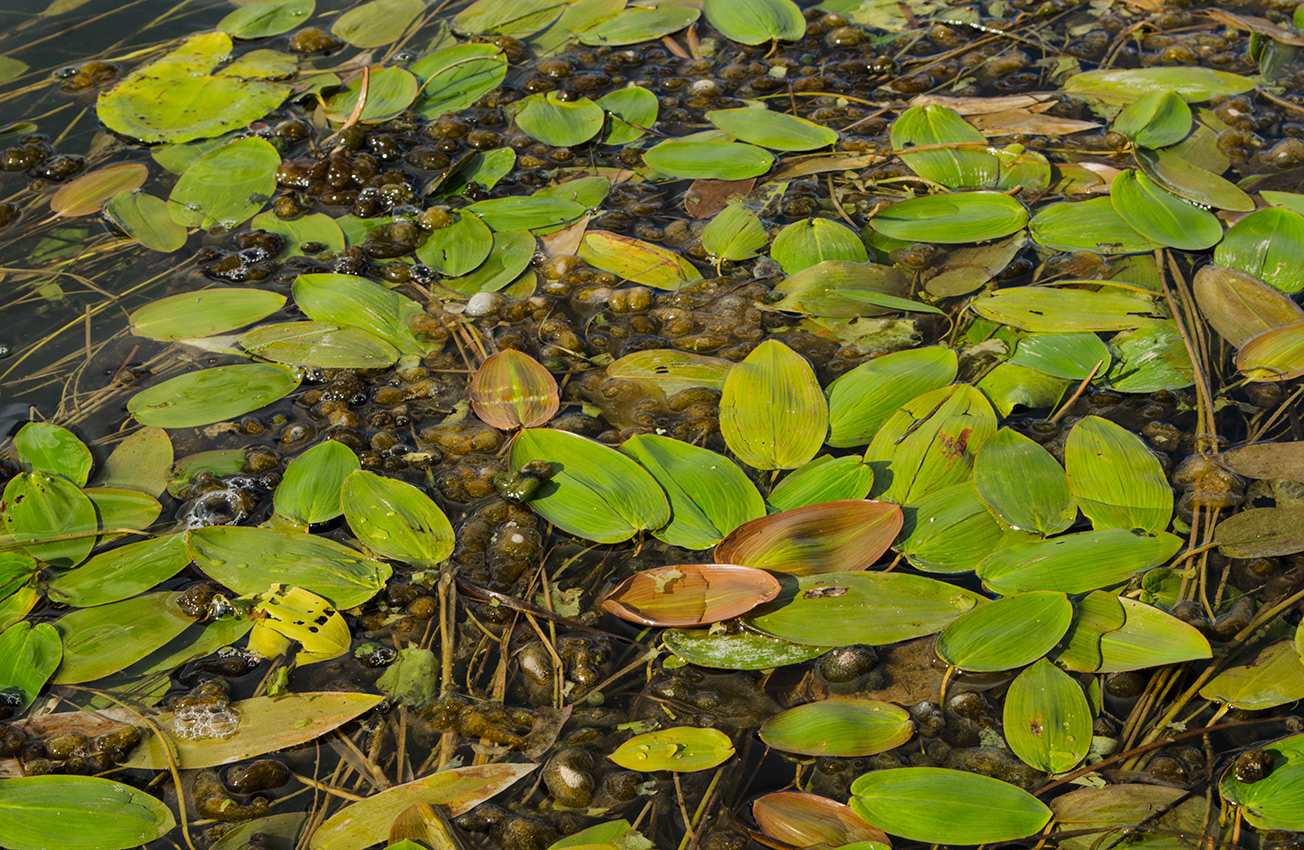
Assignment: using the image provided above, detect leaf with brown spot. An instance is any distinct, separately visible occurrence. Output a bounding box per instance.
[601,564,780,627]
[715,499,902,575]
[470,350,560,430]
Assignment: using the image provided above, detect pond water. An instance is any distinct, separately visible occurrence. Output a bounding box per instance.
[3,1,1304,849]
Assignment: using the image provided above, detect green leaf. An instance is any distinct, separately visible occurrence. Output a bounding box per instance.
[466,195,585,233]
[0,622,61,712]
[1028,197,1160,254]
[168,137,280,229]
[453,0,561,37]
[580,5,698,46]
[767,455,874,511]
[13,422,92,486]
[896,482,1032,574]
[827,346,957,448]
[0,776,174,850]
[747,571,983,647]
[607,350,732,395]
[87,487,161,541]
[770,219,868,274]
[1109,169,1222,251]
[643,141,774,180]
[599,86,659,145]
[1004,658,1091,774]
[273,440,359,525]
[218,0,314,38]
[1112,90,1191,148]
[412,44,508,121]
[509,428,670,544]
[1063,67,1257,101]
[977,529,1183,595]
[890,104,997,189]
[1201,641,1304,710]
[1135,145,1254,211]
[1008,332,1112,380]
[128,363,300,428]
[250,210,345,259]
[760,699,913,757]
[516,91,604,146]
[971,286,1160,333]
[103,191,188,252]
[1053,591,1211,673]
[1193,263,1304,348]
[850,768,1052,844]
[293,273,429,354]
[701,202,767,262]
[865,384,996,505]
[975,427,1076,536]
[1107,319,1194,393]
[704,0,803,43]
[324,67,420,124]
[1215,506,1304,558]
[577,229,701,289]
[707,107,838,152]
[341,470,455,568]
[978,362,1066,418]
[1216,208,1304,294]
[720,339,828,471]
[622,434,764,550]
[443,229,536,295]
[47,533,190,608]
[1219,732,1304,831]
[1065,415,1173,534]
[238,321,402,370]
[187,525,391,608]
[716,499,902,575]
[416,211,493,276]
[1,471,98,567]
[331,0,424,46]
[769,260,911,318]
[1053,785,1221,850]
[937,591,1073,672]
[130,287,286,341]
[869,192,1026,244]
[609,726,734,771]
[663,627,825,670]
[54,592,195,683]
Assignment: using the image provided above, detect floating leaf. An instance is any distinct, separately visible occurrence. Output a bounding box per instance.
[168,137,279,229]
[715,500,901,575]
[508,428,670,544]
[1193,264,1304,348]
[972,286,1159,333]
[1004,658,1091,774]
[936,591,1073,672]
[975,362,1068,417]
[341,470,455,569]
[239,321,401,369]
[602,564,780,627]
[1110,169,1222,251]
[599,85,659,144]
[1053,785,1220,850]
[324,67,419,124]
[767,455,874,511]
[0,776,174,850]
[1238,322,1304,381]
[416,211,492,276]
[720,339,827,471]
[643,141,774,180]
[273,440,359,525]
[246,584,350,664]
[760,699,914,757]
[701,202,767,262]
[1063,67,1256,101]
[752,792,890,849]
[516,91,604,146]
[293,273,428,355]
[707,107,838,152]
[1215,506,1304,558]
[219,0,314,38]
[891,103,996,189]
[1053,591,1210,673]
[1134,145,1254,211]
[91,426,168,498]
[103,191,188,252]
[1,472,97,567]
[1065,415,1172,534]
[869,192,1026,244]
[54,592,194,684]
[975,428,1076,536]
[412,44,508,121]
[747,571,982,647]
[580,5,698,46]
[443,229,536,295]
[50,163,148,217]
[1112,90,1191,149]
[87,487,161,541]
[453,0,561,37]
[1028,197,1159,254]
[130,288,286,341]
[609,726,734,771]
[1008,332,1111,381]
[128,363,300,428]
[850,767,1052,844]
[769,260,912,318]
[1107,320,1195,393]
[896,482,1030,574]
[0,622,61,713]
[13,422,92,486]
[47,534,190,608]
[978,529,1183,595]
[607,350,731,395]
[1215,207,1304,294]
[827,347,957,448]
[770,219,868,274]
[662,627,825,670]
[1201,641,1304,710]
[1219,732,1304,831]
[470,349,560,430]
[331,0,424,46]
[577,230,701,289]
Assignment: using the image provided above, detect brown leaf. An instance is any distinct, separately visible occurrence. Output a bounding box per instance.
[470,350,560,430]
[685,177,756,219]
[601,564,781,627]
[753,791,891,848]
[968,109,1099,137]
[715,499,903,575]
[1193,264,1304,348]
[1223,442,1304,483]
[538,214,590,257]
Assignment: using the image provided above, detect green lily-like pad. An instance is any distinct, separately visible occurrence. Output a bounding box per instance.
[1110,169,1222,251]
[1107,320,1195,393]
[238,321,402,370]
[1112,90,1191,149]
[975,362,1069,417]
[49,163,148,217]
[602,564,781,627]
[97,32,291,143]
[1053,591,1211,673]
[218,0,314,39]
[293,273,429,355]
[770,219,868,274]
[977,529,1183,595]
[715,500,902,575]
[704,0,804,44]
[0,775,175,850]
[1028,196,1160,254]
[720,339,828,471]
[443,229,536,295]
[130,288,285,341]
[411,43,508,121]
[1193,264,1304,349]
[1135,145,1254,211]
[1008,332,1112,380]
[769,260,913,318]
[850,767,1052,844]
[1215,207,1304,294]
[1004,657,1091,774]
[609,726,734,772]
[1219,732,1304,831]
[1200,641,1304,710]
[896,482,1031,575]
[453,0,561,37]
[1063,67,1257,101]
[47,534,191,608]
[87,488,161,542]
[341,470,455,569]
[827,346,957,448]
[416,212,493,276]
[1,471,98,567]
[869,191,1027,244]
[13,422,92,486]
[701,202,767,263]
[599,85,659,144]
[331,0,424,46]
[580,5,699,46]
[937,591,1073,672]
[1065,415,1172,534]
[128,363,300,429]
[890,103,997,189]
[662,627,825,670]
[767,455,874,511]
[707,107,839,152]
[576,229,702,289]
[747,571,982,647]
[273,440,359,525]
[975,427,1076,536]
[760,699,914,757]
[971,286,1160,333]
[54,592,195,684]
[167,137,280,229]
[104,191,189,252]
[323,67,419,124]
[606,350,732,395]
[643,141,775,180]
[516,91,604,147]
[508,428,670,544]
[0,621,61,713]
[466,195,586,233]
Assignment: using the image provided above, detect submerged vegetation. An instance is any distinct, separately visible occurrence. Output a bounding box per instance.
[6,0,1304,847]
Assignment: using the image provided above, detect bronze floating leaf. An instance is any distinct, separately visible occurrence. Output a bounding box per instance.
[470,349,560,430]
[601,563,781,627]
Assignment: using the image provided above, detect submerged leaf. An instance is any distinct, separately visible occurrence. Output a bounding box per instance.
[578,230,702,289]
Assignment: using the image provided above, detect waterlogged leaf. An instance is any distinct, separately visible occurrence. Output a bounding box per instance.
[1053,785,1221,850]
[1065,415,1172,534]
[827,347,957,448]
[219,0,314,38]
[1135,146,1254,212]
[324,67,420,124]
[94,427,170,497]
[1028,197,1159,254]
[1,472,97,567]
[707,107,838,152]
[760,699,913,757]
[753,792,890,848]
[1201,641,1304,710]
[971,286,1159,333]
[770,219,868,273]
[47,534,189,608]
[509,428,669,544]
[720,339,827,471]
[273,440,359,525]
[663,627,825,670]
[1063,67,1257,102]
[768,455,874,511]
[602,564,780,627]
[891,104,997,189]
[1216,506,1304,558]
[0,622,61,712]
[13,422,92,485]
[975,428,1076,536]
[609,726,734,771]
[188,525,391,608]
[341,470,455,568]
[1053,592,1211,673]
[1238,322,1304,381]
[577,230,701,289]
[168,137,279,229]
[715,500,902,575]
[54,592,194,684]
[896,482,1030,574]
[978,529,1183,595]
[416,211,492,275]
[103,191,188,252]
[865,384,997,505]
[88,487,161,540]
[869,192,1026,244]
[129,288,286,341]
[976,362,1069,417]
[1009,333,1111,381]
[468,195,585,233]
[1193,264,1304,348]
[643,141,774,180]
[332,0,424,46]
[0,775,175,850]
[922,233,1025,298]
[376,647,437,708]
[1004,658,1091,774]
[1112,90,1191,148]
[580,5,699,46]
[622,434,764,550]
[747,571,982,647]
[1219,732,1304,831]
[239,321,401,369]
[1216,207,1304,294]
[97,32,291,143]
[1223,442,1304,484]
[0,55,27,82]
[769,260,911,318]
[599,86,659,145]
[607,350,732,395]
[936,591,1073,672]
[128,363,299,428]
[471,349,560,430]
[701,202,767,262]
[1107,320,1194,393]
[516,91,604,146]
[850,767,1052,844]
[1110,169,1222,251]
[50,163,147,217]
[453,0,561,37]
[412,44,508,121]
[443,229,535,295]
[294,273,428,355]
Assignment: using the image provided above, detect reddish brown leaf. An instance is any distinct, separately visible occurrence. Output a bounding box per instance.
[685,177,756,219]
[601,564,781,627]
[470,350,560,430]
[753,791,891,848]
[50,163,148,217]
[715,499,903,575]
